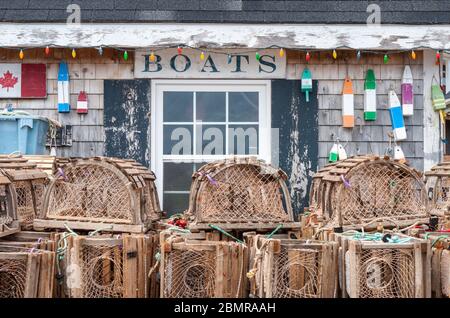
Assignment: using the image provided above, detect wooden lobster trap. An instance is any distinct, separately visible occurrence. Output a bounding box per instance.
[425,162,450,229]
[419,232,450,298]
[0,245,55,298]
[314,156,428,231]
[160,232,248,298]
[0,169,19,238]
[0,155,48,230]
[330,232,431,298]
[62,233,159,298]
[34,157,162,233]
[245,233,338,298]
[186,157,300,231]
[308,163,338,217]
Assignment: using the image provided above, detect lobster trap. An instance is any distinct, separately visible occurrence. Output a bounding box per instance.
[34,157,162,233]
[331,232,431,298]
[308,163,338,216]
[63,233,159,298]
[186,157,300,231]
[312,156,428,231]
[425,162,450,225]
[0,245,55,298]
[245,233,338,298]
[419,232,450,298]
[0,169,19,238]
[0,156,48,230]
[160,232,248,298]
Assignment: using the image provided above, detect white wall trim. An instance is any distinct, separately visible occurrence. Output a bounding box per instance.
[1,23,450,50]
[423,49,442,170]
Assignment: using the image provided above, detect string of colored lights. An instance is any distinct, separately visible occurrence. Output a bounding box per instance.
[7,44,450,63]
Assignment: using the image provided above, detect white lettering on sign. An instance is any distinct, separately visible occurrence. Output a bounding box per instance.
[134,48,286,79]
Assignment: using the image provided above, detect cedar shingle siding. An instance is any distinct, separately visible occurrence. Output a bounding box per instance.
[0,0,449,24]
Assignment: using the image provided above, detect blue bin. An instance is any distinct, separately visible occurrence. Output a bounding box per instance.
[0,114,49,155]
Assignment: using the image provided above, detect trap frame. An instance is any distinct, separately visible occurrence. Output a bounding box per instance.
[330,232,431,298]
[160,232,248,298]
[313,156,428,231]
[245,233,338,298]
[0,155,48,230]
[34,157,162,233]
[186,157,300,231]
[0,245,55,298]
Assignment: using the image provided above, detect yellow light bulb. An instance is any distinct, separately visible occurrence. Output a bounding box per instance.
[19,49,24,60]
[411,50,416,60]
[150,52,155,62]
[200,51,205,60]
[279,48,284,57]
[332,49,337,59]
[72,48,76,58]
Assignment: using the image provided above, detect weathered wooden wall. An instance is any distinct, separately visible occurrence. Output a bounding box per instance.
[0,48,134,157]
[286,50,425,170]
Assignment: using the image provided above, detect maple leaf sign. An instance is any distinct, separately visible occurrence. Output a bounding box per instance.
[0,71,18,92]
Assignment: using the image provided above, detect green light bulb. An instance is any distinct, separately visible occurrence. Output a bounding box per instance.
[383,54,389,64]
[255,52,261,61]
[124,50,129,61]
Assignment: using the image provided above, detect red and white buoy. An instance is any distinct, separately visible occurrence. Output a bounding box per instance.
[76,91,88,114]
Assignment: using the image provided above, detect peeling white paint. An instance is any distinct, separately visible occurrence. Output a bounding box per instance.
[1,23,450,49]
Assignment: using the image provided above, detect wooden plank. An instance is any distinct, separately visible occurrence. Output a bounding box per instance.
[24,253,40,298]
[288,249,304,291]
[215,244,225,297]
[123,235,138,298]
[33,219,146,233]
[414,242,424,298]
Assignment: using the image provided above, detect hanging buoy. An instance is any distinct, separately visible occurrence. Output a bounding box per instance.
[401,65,414,116]
[388,90,407,141]
[338,143,348,160]
[301,67,312,102]
[329,143,339,162]
[432,83,446,111]
[342,77,354,128]
[57,61,70,113]
[364,69,377,121]
[76,91,88,114]
[394,145,406,163]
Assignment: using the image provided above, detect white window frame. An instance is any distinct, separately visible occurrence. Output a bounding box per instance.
[151,79,272,209]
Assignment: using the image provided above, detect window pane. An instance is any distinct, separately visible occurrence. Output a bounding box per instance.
[163,162,194,191]
[163,92,193,122]
[228,125,259,155]
[163,125,193,155]
[196,92,226,122]
[196,125,226,155]
[229,92,258,122]
[163,193,190,216]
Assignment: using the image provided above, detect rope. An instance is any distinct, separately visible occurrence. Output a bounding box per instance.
[147,252,161,278]
[266,224,283,238]
[208,224,244,244]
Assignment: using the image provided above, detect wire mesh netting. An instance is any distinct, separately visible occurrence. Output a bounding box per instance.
[46,164,134,223]
[142,180,161,222]
[0,184,13,227]
[329,160,427,228]
[190,160,292,224]
[79,244,124,298]
[15,181,35,230]
[430,174,450,217]
[271,246,321,298]
[0,258,27,298]
[163,249,217,298]
[346,248,415,298]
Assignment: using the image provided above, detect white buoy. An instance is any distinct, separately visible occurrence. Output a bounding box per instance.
[401,66,414,116]
[389,90,407,141]
[394,145,406,163]
[338,144,348,160]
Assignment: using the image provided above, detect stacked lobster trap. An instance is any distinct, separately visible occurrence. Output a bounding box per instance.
[159,230,248,298]
[186,157,300,232]
[245,233,338,298]
[34,157,162,233]
[0,245,55,298]
[305,156,429,233]
[330,232,431,298]
[425,162,450,230]
[55,233,160,298]
[0,155,48,230]
[0,169,19,237]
